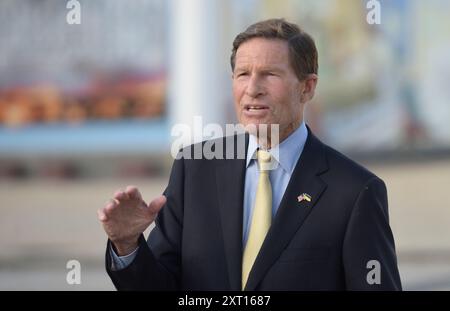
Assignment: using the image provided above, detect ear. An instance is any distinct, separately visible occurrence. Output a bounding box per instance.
[300,74,318,103]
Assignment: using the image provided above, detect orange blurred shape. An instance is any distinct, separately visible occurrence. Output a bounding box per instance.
[0,85,63,127]
[131,79,166,118]
[92,96,125,120]
[64,99,87,125]
[0,90,33,128]
[27,85,62,123]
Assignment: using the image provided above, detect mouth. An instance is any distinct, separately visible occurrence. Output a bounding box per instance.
[243,104,270,112]
[242,104,270,119]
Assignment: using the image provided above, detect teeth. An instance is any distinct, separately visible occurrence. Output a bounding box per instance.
[248,106,264,110]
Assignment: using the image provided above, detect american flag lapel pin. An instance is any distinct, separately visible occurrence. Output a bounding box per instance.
[297,193,312,203]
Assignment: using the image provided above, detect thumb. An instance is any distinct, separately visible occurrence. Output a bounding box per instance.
[147,195,167,215]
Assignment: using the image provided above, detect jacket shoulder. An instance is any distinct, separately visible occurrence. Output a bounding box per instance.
[320,139,382,187]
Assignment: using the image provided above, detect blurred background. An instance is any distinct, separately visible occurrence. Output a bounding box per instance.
[1,0,450,290]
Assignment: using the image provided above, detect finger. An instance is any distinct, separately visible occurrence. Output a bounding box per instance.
[97,208,108,222]
[147,195,167,215]
[105,198,119,208]
[114,189,129,201]
[104,199,119,213]
[125,185,142,200]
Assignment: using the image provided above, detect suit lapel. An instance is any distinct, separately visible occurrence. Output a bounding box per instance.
[216,134,248,290]
[244,129,329,290]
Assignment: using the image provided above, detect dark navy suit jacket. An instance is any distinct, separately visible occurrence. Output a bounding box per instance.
[106,127,402,290]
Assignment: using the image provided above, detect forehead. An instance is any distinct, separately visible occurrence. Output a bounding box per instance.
[235,38,290,68]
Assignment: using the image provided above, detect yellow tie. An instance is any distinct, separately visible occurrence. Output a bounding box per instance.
[242,149,273,290]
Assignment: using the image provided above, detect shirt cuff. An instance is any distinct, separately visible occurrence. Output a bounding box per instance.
[110,246,139,271]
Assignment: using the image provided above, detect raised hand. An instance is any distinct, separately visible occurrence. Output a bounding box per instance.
[98,185,166,256]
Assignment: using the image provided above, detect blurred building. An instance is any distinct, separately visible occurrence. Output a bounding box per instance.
[0,0,450,164]
[0,0,167,121]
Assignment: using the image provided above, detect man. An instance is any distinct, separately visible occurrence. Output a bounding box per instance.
[98,19,402,290]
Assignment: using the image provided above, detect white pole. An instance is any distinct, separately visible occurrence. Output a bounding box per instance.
[168,0,224,145]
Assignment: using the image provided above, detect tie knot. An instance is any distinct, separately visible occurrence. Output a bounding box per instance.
[257,150,272,171]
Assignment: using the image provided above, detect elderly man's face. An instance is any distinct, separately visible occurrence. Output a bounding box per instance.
[232,38,316,144]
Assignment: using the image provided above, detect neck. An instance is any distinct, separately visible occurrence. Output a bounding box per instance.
[256,120,302,149]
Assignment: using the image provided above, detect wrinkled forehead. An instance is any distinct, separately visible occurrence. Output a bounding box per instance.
[234,38,290,69]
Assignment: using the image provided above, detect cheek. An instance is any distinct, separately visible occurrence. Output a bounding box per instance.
[232,84,243,103]
[277,89,300,119]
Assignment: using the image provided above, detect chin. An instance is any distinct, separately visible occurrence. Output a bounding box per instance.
[241,120,275,135]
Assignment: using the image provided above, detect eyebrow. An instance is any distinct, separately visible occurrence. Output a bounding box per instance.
[234,65,285,73]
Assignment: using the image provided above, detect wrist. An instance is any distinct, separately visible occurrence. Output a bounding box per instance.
[112,237,139,256]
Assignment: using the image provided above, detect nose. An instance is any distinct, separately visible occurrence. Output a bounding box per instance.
[245,74,265,98]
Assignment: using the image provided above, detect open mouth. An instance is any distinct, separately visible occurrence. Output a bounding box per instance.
[244,105,269,111]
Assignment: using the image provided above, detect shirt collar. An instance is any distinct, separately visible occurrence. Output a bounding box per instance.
[246,122,308,174]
